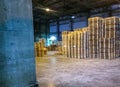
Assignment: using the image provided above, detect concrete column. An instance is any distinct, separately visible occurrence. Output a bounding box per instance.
[0,0,37,87]
[70,18,73,31]
[57,19,60,40]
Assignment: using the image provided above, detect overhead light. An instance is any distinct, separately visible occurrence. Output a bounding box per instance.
[45,8,50,12]
[71,16,75,19]
[50,36,56,41]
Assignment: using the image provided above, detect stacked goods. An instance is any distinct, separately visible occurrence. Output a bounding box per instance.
[88,17,103,58]
[55,46,62,55]
[75,29,79,58]
[62,31,66,56]
[55,41,62,55]
[70,32,74,58]
[77,28,89,59]
[73,30,78,58]
[34,39,47,57]
[35,42,44,57]
[99,38,116,59]
[66,32,71,57]
[82,28,89,58]
[80,29,84,58]
[54,46,61,55]
[64,28,89,59]
[62,31,69,57]
[77,30,82,58]
[100,17,120,59]
[62,16,120,60]
[34,43,39,57]
[67,32,72,58]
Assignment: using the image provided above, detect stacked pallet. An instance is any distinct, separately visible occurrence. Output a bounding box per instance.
[77,29,82,58]
[67,32,72,58]
[62,28,89,58]
[99,17,120,59]
[67,31,76,58]
[34,43,38,56]
[35,39,47,57]
[62,31,69,57]
[82,28,89,58]
[73,30,78,58]
[62,31,66,56]
[77,28,89,58]
[55,41,62,55]
[62,16,120,59]
[88,17,103,58]
[70,32,74,58]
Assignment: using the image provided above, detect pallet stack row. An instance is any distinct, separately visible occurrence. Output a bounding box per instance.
[77,28,89,58]
[70,31,79,58]
[62,16,120,59]
[62,28,89,58]
[67,32,72,58]
[88,17,103,58]
[99,17,120,59]
[35,39,47,57]
[62,31,70,57]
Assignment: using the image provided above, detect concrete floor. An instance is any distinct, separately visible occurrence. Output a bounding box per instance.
[36,52,120,87]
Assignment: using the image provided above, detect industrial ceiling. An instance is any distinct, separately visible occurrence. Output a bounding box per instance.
[32,0,119,20]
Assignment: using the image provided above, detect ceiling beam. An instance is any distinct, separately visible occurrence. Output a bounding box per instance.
[45,0,62,6]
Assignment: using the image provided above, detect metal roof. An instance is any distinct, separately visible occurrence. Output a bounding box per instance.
[32,0,119,20]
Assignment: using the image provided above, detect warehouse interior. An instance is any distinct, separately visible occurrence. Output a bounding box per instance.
[0,0,120,87]
[33,0,120,44]
[34,0,120,87]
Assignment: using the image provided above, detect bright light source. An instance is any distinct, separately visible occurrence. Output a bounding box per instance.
[50,36,56,41]
[73,45,76,47]
[45,8,50,12]
[64,45,66,47]
[71,16,75,19]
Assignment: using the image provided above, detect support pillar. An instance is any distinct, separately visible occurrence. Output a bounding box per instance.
[0,0,38,87]
[86,10,90,26]
[70,18,73,31]
[57,19,60,40]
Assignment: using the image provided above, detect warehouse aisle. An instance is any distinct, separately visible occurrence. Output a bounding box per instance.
[36,54,120,87]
